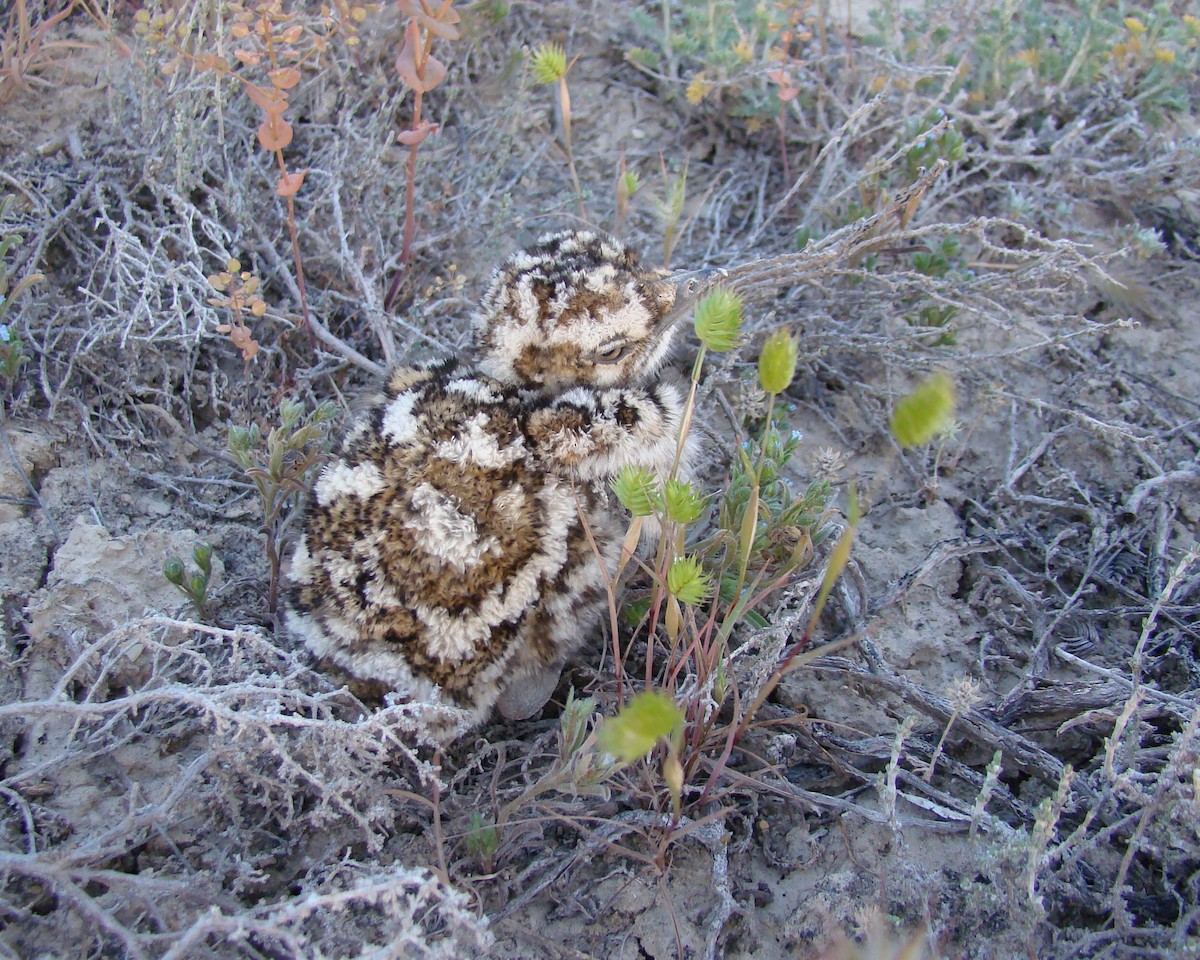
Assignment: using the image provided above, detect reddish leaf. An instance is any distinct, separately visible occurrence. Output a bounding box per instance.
[269,66,302,90]
[395,20,446,92]
[397,0,462,38]
[420,53,446,90]
[276,169,307,196]
[395,21,422,88]
[245,82,287,116]
[229,325,259,362]
[257,113,293,151]
[396,121,438,145]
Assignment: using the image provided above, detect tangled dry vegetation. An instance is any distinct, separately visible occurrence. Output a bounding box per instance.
[1,1,1198,958]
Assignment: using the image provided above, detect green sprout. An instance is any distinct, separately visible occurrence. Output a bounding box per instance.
[164,542,217,618]
[465,812,501,861]
[228,398,337,611]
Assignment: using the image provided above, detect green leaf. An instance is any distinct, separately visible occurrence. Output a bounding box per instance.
[597,691,684,764]
[692,289,742,352]
[465,812,500,858]
[560,688,596,757]
[889,373,956,448]
[611,465,660,516]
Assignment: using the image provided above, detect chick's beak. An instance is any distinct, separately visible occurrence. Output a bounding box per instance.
[654,267,727,335]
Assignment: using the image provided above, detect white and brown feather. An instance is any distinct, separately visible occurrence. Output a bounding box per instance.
[285,231,697,737]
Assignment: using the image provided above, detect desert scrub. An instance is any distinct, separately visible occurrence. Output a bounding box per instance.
[134,0,380,347]
[865,0,1200,119]
[134,0,462,367]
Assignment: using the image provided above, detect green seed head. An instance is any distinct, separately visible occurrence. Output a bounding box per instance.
[530,43,568,84]
[163,558,186,586]
[693,289,742,353]
[663,479,707,525]
[193,542,213,575]
[667,555,712,605]
[889,372,957,448]
[597,691,684,764]
[612,465,661,517]
[758,327,799,395]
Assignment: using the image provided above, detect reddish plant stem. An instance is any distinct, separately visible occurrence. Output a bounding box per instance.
[276,149,315,348]
[385,87,424,311]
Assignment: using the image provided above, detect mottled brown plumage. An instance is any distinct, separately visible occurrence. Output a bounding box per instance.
[285,231,707,739]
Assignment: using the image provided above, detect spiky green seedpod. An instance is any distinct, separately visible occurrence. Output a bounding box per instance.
[612,465,660,516]
[758,327,799,395]
[663,479,706,525]
[597,691,684,764]
[530,43,568,84]
[693,289,742,352]
[889,372,956,448]
[667,555,712,605]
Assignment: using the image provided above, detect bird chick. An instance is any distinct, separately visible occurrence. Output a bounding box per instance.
[285,231,708,740]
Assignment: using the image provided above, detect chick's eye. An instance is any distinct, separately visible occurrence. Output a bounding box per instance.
[594,343,632,364]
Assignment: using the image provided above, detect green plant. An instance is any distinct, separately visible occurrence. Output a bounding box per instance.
[476,690,621,859]
[865,1,1200,122]
[163,542,217,618]
[227,397,337,612]
[902,110,964,184]
[0,194,43,401]
[908,235,967,344]
[600,331,957,824]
